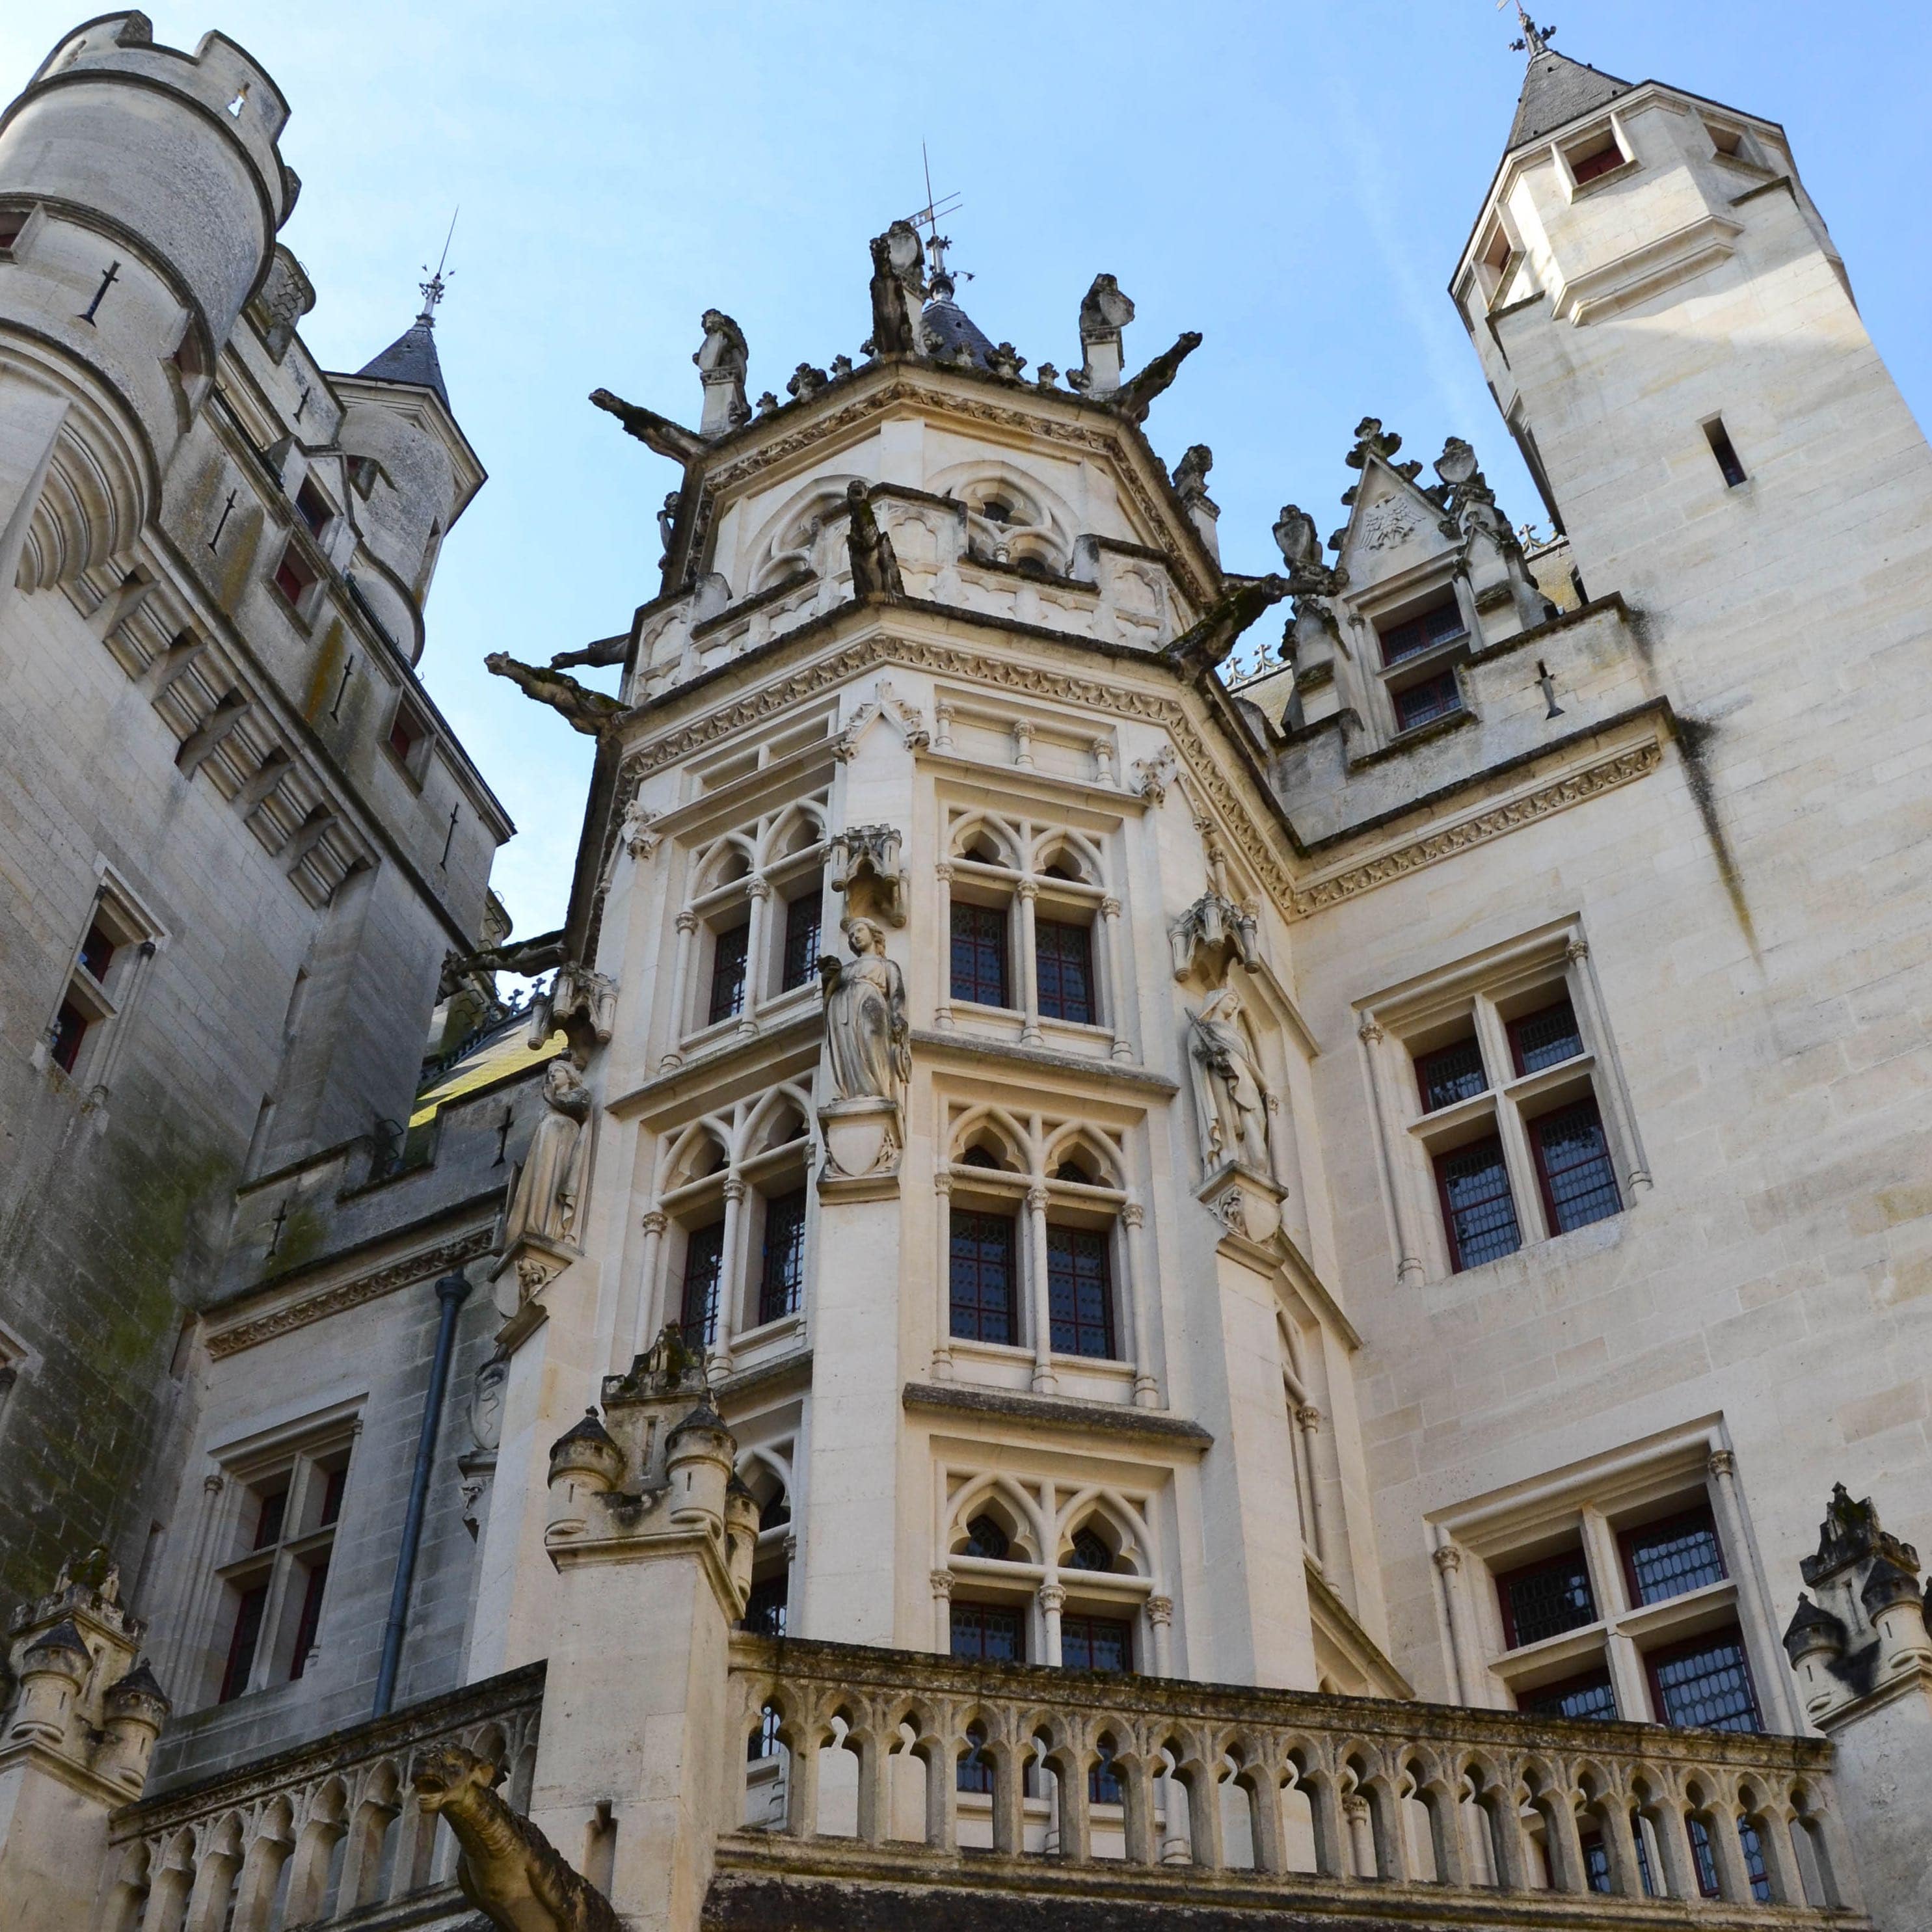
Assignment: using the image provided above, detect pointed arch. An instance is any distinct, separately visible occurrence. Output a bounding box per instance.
[948,1105,1031,1174]
[945,1473,1045,1563]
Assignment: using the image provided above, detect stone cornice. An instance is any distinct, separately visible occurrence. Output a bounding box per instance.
[204,1224,494,1358]
[903,1381,1213,1450]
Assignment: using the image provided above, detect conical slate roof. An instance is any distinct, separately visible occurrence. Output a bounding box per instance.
[357,312,451,410]
[1509,47,1633,150]
[919,276,997,370]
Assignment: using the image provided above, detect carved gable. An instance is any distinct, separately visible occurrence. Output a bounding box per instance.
[1334,455,1455,594]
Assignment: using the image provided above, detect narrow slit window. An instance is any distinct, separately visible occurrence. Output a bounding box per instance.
[295,479,332,537]
[272,543,317,607]
[1045,1224,1116,1359]
[1704,418,1749,488]
[707,921,751,1026]
[950,900,1010,1008]
[679,1221,727,1348]
[780,889,821,992]
[949,1209,1017,1344]
[1528,1098,1621,1235]
[1035,918,1095,1025]
[1435,1136,1522,1271]
[756,1186,808,1325]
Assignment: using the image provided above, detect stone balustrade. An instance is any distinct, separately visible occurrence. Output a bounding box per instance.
[721,1635,1866,1927]
[100,1663,542,1932]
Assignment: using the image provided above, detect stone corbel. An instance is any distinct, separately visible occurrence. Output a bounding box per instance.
[1198,1161,1287,1253]
[827,823,907,928]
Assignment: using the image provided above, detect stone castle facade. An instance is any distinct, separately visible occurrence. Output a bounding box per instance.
[1,12,1928,1931]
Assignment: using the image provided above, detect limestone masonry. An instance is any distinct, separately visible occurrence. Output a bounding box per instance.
[0,11,1927,1931]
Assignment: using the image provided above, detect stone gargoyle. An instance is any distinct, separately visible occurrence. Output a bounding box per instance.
[412,1743,622,1932]
[1161,576,1293,675]
[1110,330,1203,425]
[485,654,628,737]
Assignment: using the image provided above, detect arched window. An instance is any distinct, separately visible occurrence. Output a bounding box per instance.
[964,1514,1010,1561]
[1067,1527,1114,1573]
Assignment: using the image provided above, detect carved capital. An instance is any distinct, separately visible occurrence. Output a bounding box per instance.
[929,1568,955,1599]
[1432,1544,1464,1574]
[640,1209,669,1235]
[1101,895,1122,920]
[676,909,700,934]
[202,1469,225,1495]
[1037,1581,1067,1614]
[933,1170,954,1197]
[1122,1200,1146,1229]
[746,874,772,902]
[1565,937,1590,963]
[1295,1403,1322,1432]
[1147,1594,1174,1626]
[1358,1014,1384,1045]
[1016,878,1040,902]
[934,860,955,884]
[1708,1448,1737,1481]
[722,1176,749,1203]
[1025,1183,1049,1212]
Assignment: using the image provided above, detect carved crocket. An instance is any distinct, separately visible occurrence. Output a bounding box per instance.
[412,1744,621,1932]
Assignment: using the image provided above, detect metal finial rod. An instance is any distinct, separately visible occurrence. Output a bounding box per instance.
[1504,1,1554,56]
[418,207,459,323]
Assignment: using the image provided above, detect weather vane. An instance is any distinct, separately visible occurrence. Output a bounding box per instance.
[907,144,966,284]
[1500,0,1554,55]
[418,208,458,323]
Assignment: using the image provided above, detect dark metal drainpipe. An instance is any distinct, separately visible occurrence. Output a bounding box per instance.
[373,1268,471,1716]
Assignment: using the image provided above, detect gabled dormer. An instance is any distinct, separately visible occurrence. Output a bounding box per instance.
[1281,420,1551,752]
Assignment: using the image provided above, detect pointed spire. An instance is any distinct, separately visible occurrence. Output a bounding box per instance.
[1505,7,1632,153]
[355,216,458,410]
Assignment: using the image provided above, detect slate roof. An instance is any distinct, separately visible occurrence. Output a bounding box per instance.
[919,278,997,370]
[356,312,451,410]
[1509,47,1634,150]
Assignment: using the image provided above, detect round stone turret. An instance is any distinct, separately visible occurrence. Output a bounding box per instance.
[546,1408,624,1541]
[96,1658,170,1792]
[0,14,296,346]
[7,1618,90,1745]
[665,1402,735,1531]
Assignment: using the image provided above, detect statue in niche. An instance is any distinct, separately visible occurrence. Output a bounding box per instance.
[1188,986,1272,1175]
[819,918,909,1106]
[500,1057,592,1250]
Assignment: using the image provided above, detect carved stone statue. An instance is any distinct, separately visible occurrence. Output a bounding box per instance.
[501,1058,591,1250]
[1172,444,1214,506]
[844,482,905,602]
[412,1745,622,1932]
[1073,273,1136,394]
[693,308,749,435]
[866,222,924,356]
[1188,986,1271,1174]
[819,919,909,1106]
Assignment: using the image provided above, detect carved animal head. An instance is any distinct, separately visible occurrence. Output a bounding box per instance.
[412,1743,503,1815]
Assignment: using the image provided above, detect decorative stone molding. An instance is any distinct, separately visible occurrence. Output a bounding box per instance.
[832,678,929,762]
[826,823,908,928]
[1169,889,1260,985]
[1298,740,1663,912]
[206,1228,494,1358]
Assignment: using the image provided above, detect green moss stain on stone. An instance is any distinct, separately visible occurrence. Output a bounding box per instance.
[304,619,347,725]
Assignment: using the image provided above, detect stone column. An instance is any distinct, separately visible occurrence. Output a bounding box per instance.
[738,877,770,1037]
[1294,1405,1331,1573]
[1121,1201,1159,1407]
[710,1178,747,1367]
[1038,1581,1066,1667]
[632,1208,668,1359]
[1016,879,1042,1045]
[932,863,956,1030]
[1147,1594,1174,1676]
[1097,896,1133,1060]
[1432,1542,1494,1708]
[1706,1449,1799,1730]
[661,911,698,1069]
[1025,1184,1055,1393]
[929,1569,954,1654]
[1566,937,1650,1192]
[1358,1017,1425,1283]
[931,1173,955,1380]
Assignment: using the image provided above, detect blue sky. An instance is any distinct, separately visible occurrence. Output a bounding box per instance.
[7,3,1929,944]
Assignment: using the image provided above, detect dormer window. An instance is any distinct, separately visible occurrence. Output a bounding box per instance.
[1562,124,1632,190]
[1378,597,1466,667]
[295,478,332,537]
